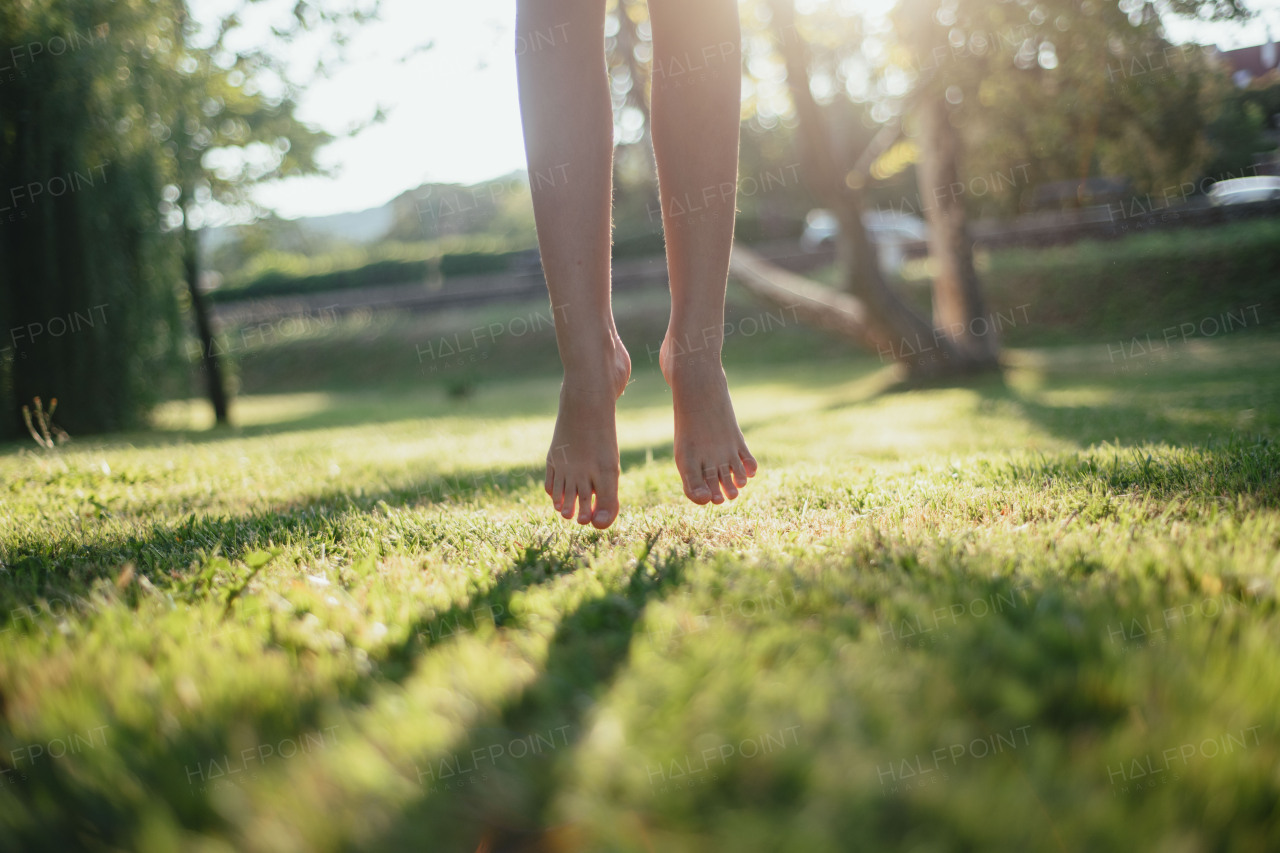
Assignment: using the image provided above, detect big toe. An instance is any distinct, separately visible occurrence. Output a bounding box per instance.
[681,470,714,505]
[590,479,620,529]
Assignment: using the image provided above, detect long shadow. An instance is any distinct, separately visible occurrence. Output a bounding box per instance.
[0,445,675,626]
[363,534,692,853]
[0,538,590,853]
[814,348,1279,503]
[966,378,1280,504]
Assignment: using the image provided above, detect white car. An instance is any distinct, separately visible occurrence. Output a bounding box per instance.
[1207,176,1280,206]
[800,209,929,275]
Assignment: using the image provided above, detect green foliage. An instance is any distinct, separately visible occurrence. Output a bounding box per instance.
[0,0,185,438]
[1203,77,1280,180]
[209,238,534,303]
[0,0,376,437]
[215,221,826,304]
[887,0,1249,214]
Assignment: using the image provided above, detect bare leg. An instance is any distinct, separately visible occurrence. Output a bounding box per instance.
[649,0,757,505]
[516,0,630,529]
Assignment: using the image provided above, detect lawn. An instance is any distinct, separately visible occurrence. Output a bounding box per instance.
[2,289,1279,851]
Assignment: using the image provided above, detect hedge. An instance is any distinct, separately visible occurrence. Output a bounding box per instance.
[981,219,1280,345]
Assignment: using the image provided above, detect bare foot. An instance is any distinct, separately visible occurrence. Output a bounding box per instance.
[544,331,631,529]
[659,337,757,505]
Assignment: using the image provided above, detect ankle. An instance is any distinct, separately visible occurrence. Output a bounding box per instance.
[659,337,725,384]
[662,330,723,361]
[559,325,620,365]
[561,333,629,393]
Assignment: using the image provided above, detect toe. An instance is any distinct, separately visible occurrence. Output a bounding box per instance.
[575,479,594,524]
[703,468,725,504]
[544,462,555,497]
[729,455,748,488]
[682,470,714,505]
[561,483,578,519]
[552,473,566,510]
[739,447,759,478]
[717,463,739,500]
[590,472,620,529]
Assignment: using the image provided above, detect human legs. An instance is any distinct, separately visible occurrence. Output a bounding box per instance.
[648,0,757,505]
[516,0,629,529]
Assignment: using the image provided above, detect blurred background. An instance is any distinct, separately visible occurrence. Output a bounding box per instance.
[6,4,1280,851]
[1,0,1278,436]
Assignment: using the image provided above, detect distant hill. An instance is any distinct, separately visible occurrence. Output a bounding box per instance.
[295,204,397,244]
[382,171,531,244]
[202,202,395,254]
[203,172,530,254]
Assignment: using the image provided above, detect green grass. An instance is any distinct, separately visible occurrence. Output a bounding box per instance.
[2,293,1280,850]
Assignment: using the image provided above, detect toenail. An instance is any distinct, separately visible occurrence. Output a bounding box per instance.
[593,510,609,524]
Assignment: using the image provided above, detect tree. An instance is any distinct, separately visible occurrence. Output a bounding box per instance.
[160,0,378,425]
[0,2,184,439]
[0,0,379,438]
[882,0,1255,213]
[730,0,1253,381]
[743,0,997,379]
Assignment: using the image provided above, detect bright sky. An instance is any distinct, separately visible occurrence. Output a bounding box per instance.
[247,0,1280,220]
[248,1,525,219]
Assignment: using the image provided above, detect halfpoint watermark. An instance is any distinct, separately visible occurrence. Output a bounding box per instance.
[416,725,572,794]
[1105,592,1254,649]
[647,304,802,362]
[189,305,338,362]
[1,162,110,224]
[647,725,801,792]
[878,725,1032,794]
[185,725,340,793]
[1108,726,1262,795]
[0,23,108,75]
[647,163,802,225]
[645,588,797,646]
[877,586,1030,649]
[877,304,1031,363]
[876,165,1032,218]
[415,304,567,372]
[652,39,739,86]
[1,725,110,787]
[515,22,571,56]
[1107,304,1263,365]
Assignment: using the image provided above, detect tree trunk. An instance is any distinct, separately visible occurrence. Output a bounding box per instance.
[754,0,1002,381]
[183,223,229,425]
[765,0,968,381]
[916,91,1000,368]
[729,245,880,347]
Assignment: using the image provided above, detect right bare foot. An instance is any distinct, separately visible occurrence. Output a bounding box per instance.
[544,331,631,529]
[659,337,757,506]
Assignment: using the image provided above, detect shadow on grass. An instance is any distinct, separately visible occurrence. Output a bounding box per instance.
[364,533,692,853]
[0,447,676,625]
[0,536,608,853]
[966,377,1280,505]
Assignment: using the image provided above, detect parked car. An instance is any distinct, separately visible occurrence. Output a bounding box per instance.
[800,209,929,275]
[1207,176,1280,206]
